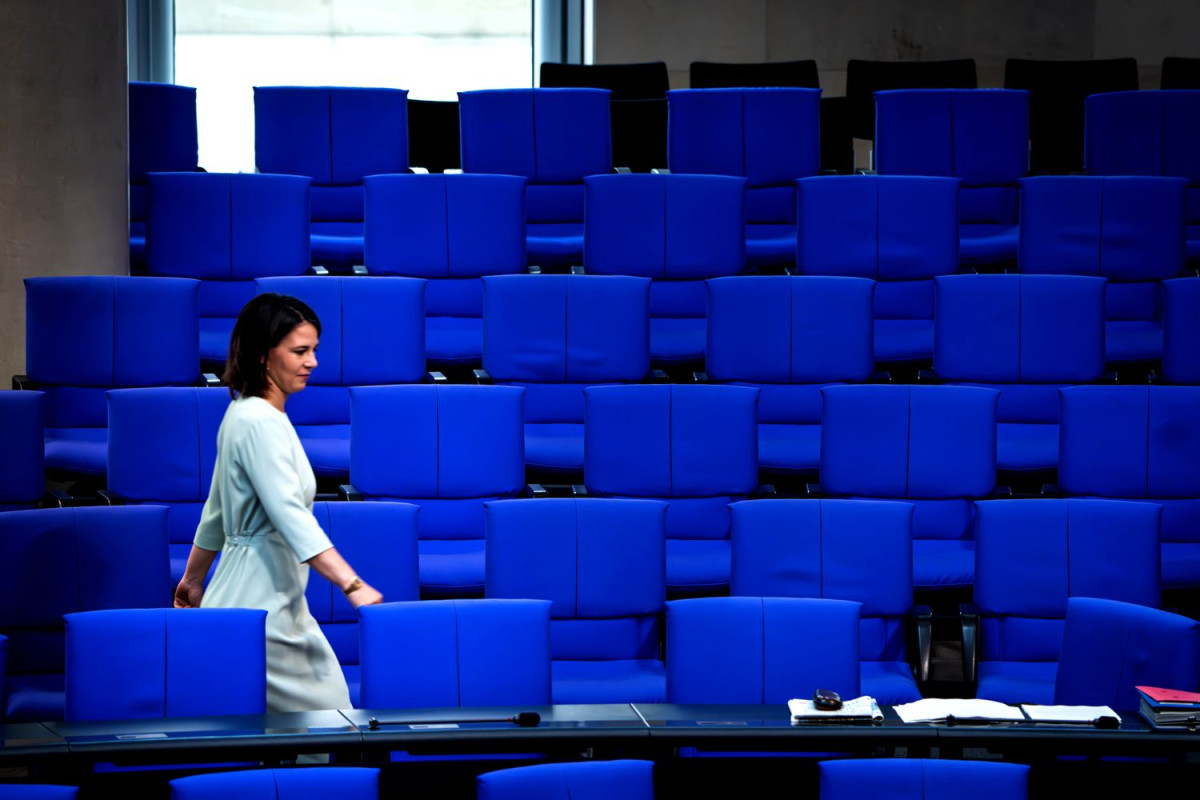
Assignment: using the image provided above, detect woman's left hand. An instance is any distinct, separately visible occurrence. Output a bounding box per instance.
[173,577,204,608]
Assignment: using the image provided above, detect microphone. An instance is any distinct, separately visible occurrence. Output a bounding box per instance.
[367,711,541,730]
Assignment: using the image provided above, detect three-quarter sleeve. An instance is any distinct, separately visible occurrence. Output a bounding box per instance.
[237,416,333,563]
[193,462,225,551]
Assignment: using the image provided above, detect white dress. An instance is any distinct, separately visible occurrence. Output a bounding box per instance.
[194,395,351,712]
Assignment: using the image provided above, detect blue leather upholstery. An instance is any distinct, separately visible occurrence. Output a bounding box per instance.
[255,275,427,480]
[875,89,1028,267]
[478,760,654,800]
[1056,597,1200,710]
[364,174,527,367]
[0,391,45,510]
[1162,277,1200,384]
[485,497,667,703]
[973,498,1161,704]
[820,385,998,589]
[64,608,265,721]
[24,276,200,475]
[819,759,1028,800]
[129,81,198,271]
[584,173,746,364]
[306,502,420,707]
[0,785,78,799]
[0,506,171,721]
[730,499,920,704]
[359,599,552,708]
[107,387,230,584]
[1058,385,1200,589]
[796,176,960,363]
[933,274,1106,473]
[459,88,612,270]
[583,385,759,594]
[706,276,874,473]
[666,597,861,703]
[172,767,380,800]
[667,88,821,270]
[349,385,526,596]
[255,86,409,269]
[1020,175,1187,363]
[146,172,311,363]
[1085,90,1200,265]
[482,274,651,473]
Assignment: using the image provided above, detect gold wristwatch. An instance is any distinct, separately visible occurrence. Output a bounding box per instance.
[342,576,363,596]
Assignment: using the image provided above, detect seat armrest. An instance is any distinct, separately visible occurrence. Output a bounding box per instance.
[612,166,631,174]
[990,485,1013,499]
[754,484,777,497]
[651,168,670,175]
[473,369,492,385]
[1040,483,1060,497]
[648,369,670,384]
[309,265,330,276]
[197,373,222,388]
[692,371,709,383]
[570,265,586,275]
[96,489,127,505]
[913,604,933,684]
[960,603,980,686]
[524,483,549,498]
[407,166,430,175]
[804,483,823,497]
[571,485,588,497]
[870,370,893,384]
[916,369,939,383]
[426,371,448,383]
[11,374,37,391]
[527,264,543,274]
[338,484,364,501]
[351,264,369,276]
[443,168,463,175]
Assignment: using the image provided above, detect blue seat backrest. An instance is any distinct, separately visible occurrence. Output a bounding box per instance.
[129,81,198,224]
[975,498,1161,665]
[666,596,861,703]
[172,768,380,800]
[1163,278,1200,384]
[934,274,1106,383]
[819,759,1029,800]
[477,761,654,800]
[64,608,266,721]
[25,276,200,428]
[667,88,820,224]
[485,498,666,660]
[254,86,409,223]
[0,391,45,508]
[359,599,552,708]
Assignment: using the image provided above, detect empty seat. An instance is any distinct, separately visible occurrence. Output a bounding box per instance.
[255,275,427,481]
[1162,277,1200,384]
[932,274,1107,474]
[820,385,998,590]
[667,88,820,270]
[820,759,1028,800]
[795,175,960,365]
[584,384,759,595]
[478,760,654,800]
[481,274,651,476]
[364,173,527,368]
[845,58,978,143]
[0,390,45,511]
[485,497,667,703]
[459,88,613,270]
[875,89,1029,267]
[22,276,201,477]
[1019,175,1186,364]
[129,81,198,270]
[705,275,874,474]
[254,86,409,270]
[172,767,380,800]
[584,173,745,365]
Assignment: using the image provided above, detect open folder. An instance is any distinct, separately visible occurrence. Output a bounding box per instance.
[788,696,884,722]
[893,698,1026,723]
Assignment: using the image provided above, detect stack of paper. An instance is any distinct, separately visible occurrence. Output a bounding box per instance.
[892,698,1025,723]
[1020,705,1120,724]
[788,696,883,721]
[1137,685,1200,728]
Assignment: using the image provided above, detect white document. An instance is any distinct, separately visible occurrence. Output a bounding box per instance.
[892,698,1026,723]
[1021,705,1120,723]
[789,695,883,721]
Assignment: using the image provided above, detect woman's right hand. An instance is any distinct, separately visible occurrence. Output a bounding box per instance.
[174,577,204,608]
[346,580,383,608]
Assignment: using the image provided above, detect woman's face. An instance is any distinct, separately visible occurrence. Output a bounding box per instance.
[263,321,319,398]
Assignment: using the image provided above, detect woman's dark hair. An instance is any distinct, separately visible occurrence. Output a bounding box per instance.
[223,293,322,399]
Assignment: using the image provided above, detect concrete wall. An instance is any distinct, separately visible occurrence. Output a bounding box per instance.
[0,0,128,382]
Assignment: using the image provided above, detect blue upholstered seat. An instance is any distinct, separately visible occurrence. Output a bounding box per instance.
[584,173,746,365]
[364,173,528,367]
[0,391,45,511]
[485,497,667,703]
[0,785,79,799]
[667,88,821,271]
[795,176,960,364]
[478,760,654,800]
[129,81,198,271]
[482,274,651,474]
[819,759,1028,800]
[172,768,380,800]
[705,276,874,473]
[933,274,1106,473]
[1163,278,1200,384]
[255,86,409,270]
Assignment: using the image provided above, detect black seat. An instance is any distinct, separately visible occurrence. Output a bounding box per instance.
[845,58,978,142]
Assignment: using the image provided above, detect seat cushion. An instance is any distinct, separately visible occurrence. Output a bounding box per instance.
[5,673,65,722]
[525,422,584,473]
[997,421,1058,473]
[758,422,821,472]
[418,539,485,597]
[650,318,706,364]
[199,318,236,364]
[861,660,922,706]
[296,425,351,480]
[311,232,364,268]
[44,428,108,476]
[959,223,1019,266]
[527,222,584,268]
[551,659,667,704]
[666,539,730,593]
[745,223,796,271]
[976,660,1057,705]
[874,319,934,363]
[912,539,974,590]
[1163,542,1200,590]
[426,316,483,366]
[1105,320,1163,363]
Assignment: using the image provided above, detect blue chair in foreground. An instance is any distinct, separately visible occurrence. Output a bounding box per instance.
[1055,597,1200,710]
[485,498,667,703]
[584,384,759,595]
[256,275,427,481]
[255,85,409,270]
[0,786,78,799]
[459,88,612,270]
[480,274,651,476]
[172,768,380,800]
[667,88,821,270]
[348,385,527,597]
[796,176,960,365]
[1163,277,1200,384]
[64,608,265,721]
[478,760,654,800]
[704,275,875,475]
[129,80,198,271]
[968,498,1161,704]
[730,499,924,704]
[819,759,1028,800]
[0,506,171,721]
[819,385,998,591]
[364,173,527,368]
[932,274,1106,475]
[584,173,745,366]
[666,597,861,703]
[875,89,1028,268]
[359,599,552,709]
[0,391,45,511]
[20,276,201,478]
